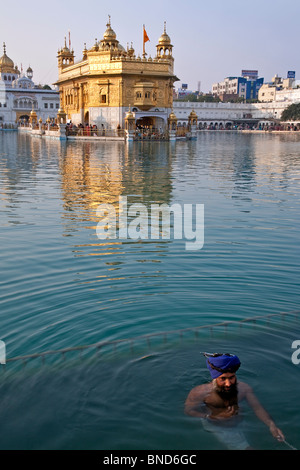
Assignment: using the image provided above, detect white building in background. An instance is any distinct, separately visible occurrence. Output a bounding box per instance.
[173,101,270,129]
[0,43,59,127]
[258,74,300,107]
[212,71,264,101]
[258,74,295,102]
[173,87,300,129]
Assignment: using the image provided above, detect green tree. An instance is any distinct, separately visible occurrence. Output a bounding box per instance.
[175,93,220,103]
[197,94,220,103]
[281,103,300,121]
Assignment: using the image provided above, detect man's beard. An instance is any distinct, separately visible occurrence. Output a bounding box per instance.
[213,379,238,399]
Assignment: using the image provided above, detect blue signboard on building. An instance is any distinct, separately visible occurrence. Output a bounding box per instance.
[287,71,296,79]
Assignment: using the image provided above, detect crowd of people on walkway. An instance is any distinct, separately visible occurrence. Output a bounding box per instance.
[198,122,300,132]
[133,126,169,141]
[65,122,125,137]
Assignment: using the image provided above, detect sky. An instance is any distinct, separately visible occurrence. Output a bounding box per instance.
[1,0,299,93]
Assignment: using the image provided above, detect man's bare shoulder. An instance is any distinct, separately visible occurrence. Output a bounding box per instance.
[187,383,212,398]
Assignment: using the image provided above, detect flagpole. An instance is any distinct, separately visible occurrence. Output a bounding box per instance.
[143,24,149,58]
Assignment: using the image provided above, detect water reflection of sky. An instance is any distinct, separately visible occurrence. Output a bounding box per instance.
[0,132,299,352]
[0,132,300,450]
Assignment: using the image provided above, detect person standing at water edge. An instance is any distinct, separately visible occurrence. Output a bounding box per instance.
[184,353,285,450]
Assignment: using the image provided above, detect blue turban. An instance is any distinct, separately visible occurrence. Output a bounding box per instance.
[205,354,241,379]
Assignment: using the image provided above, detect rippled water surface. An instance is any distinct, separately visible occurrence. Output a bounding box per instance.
[0,131,299,450]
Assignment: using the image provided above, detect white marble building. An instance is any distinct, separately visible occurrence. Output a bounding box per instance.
[173,93,300,129]
[0,44,59,127]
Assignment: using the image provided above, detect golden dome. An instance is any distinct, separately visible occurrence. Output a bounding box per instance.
[188,110,198,125]
[82,43,88,60]
[103,16,117,40]
[125,106,134,119]
[189,109,197,118]
[62,45,70,53]
[0,53,14,68]
[158,23,171,45]
[58,38,71,56]
[158,32,171,45]
[90,39,99,52]
[0,43,15,72]
[127,42,135,57]
[103,26,116,40]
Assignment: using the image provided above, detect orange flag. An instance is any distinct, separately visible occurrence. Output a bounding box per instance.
[143,26,150,43]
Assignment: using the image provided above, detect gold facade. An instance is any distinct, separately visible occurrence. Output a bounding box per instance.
[55,19,178,128]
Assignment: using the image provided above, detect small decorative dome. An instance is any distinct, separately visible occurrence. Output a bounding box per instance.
[90,39,99,52]
[60,37,72,55]
[127,42,135,57]
[189,109,197,119]
[125,105,135,119]
[0,43,15,72]
[82,44,88,60]
[27,65,33,79]
[188,109,198,125]
[158,22,171,45]
[103,16,117,40]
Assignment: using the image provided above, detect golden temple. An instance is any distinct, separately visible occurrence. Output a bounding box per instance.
[55,18,178,130]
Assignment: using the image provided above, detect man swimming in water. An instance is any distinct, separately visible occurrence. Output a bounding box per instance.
[184,353,285,450]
